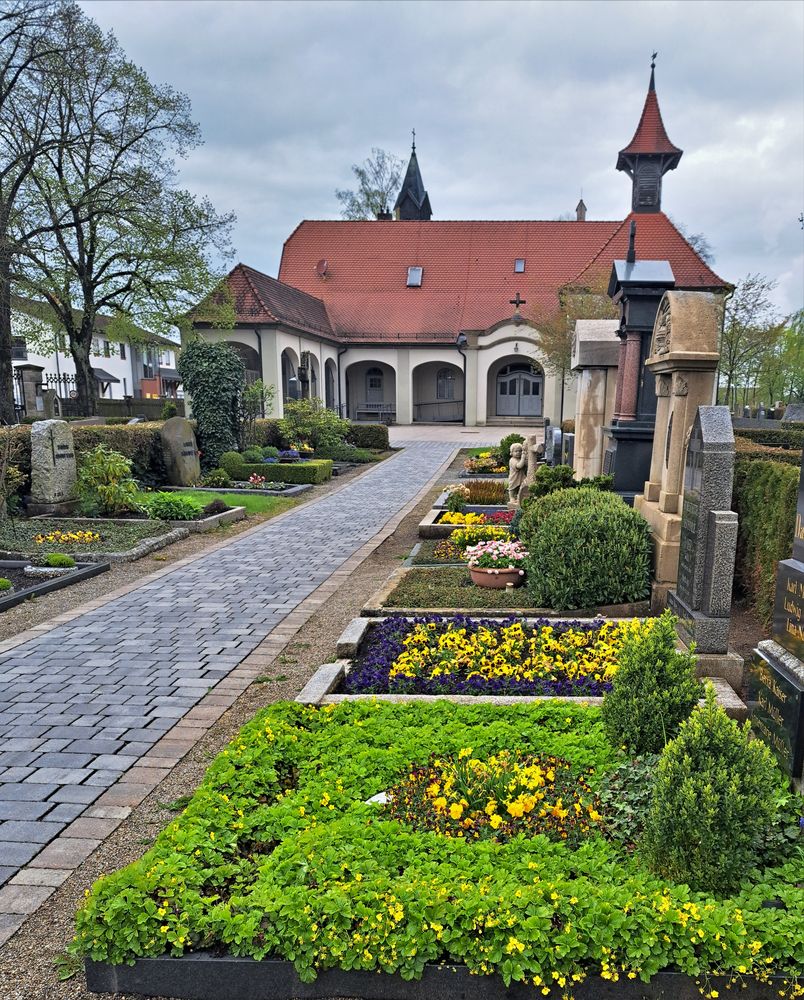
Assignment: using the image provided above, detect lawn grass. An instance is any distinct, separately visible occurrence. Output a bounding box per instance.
[386,566,531,608]
[177,490,298,517]
[0,517,170,556]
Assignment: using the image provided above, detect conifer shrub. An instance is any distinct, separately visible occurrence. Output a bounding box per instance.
[641,687,780,894]
[0,577,12,591]
[497,432,525,463]
[601,611,701,754]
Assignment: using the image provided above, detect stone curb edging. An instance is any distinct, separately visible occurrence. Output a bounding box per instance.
[0,560,110,613]
[0,446,458,945]
[0,526,190,565]
[170,506,247,534]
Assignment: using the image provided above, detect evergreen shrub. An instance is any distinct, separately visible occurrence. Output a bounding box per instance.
[138,492,204,521]
[642,687,780,894]
[522,490,651,610]
[314,442,379,463]
[733,458,799,627]
[0,578,12,591]
[44,553,76,568]
[177,340,244,469]
[601,611,701,754]
[346,423,389,450]
[497,432,525,463]
[279,399,349,450]
[242,447,264,463]
[736,426,804,450]
[734,436,801,466]
[523,464,613,501]
[200,468,231,488]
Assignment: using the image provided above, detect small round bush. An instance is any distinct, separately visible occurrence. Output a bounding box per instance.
[242,446,264,463]
[139,491,205,521]
[641,687,780,894]
[519,487,622,548]
[160,401,178,421]
[219,451,245,479]
[45,553,76,568]
[261,446,280,459]
[0,577,12,591]
[497,432,525,463]
[200,468,231,488]
[601,611,701,754]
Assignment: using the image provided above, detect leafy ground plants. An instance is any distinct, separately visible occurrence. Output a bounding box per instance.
[72,700,804,988]
[0,518,169,555]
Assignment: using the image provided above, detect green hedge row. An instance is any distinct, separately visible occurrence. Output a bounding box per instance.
[734,437,801,467]
[219,451,332,484]
[736,426,804,451]
[4,422,167,487]
[249,419,389,452]
[732,458,800,627]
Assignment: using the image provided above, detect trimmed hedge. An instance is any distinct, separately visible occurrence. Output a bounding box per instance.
[521,488,652,610]
[5,423,167,487]
[735,436,802,467]
[736,426,804,451]
[732,458,799,627]
[219,451,332,484]
[346,423,389,450]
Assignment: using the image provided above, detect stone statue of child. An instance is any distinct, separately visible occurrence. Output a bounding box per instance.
[507,442,528,505]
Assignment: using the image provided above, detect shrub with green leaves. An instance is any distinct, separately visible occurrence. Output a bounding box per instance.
[642,687,781,894]
[261,446,280,459]
[524,464,614,501]
[521,490,650,610]
[497,432,524,463]
[44,553,76,568]
[597,753,659,849]
[314,442,379,463]
[77,445,142,517]
[242,447,264,463]
[177,339,244,469]
[160,401,178,421]
[200,468,231,488]
[346,423,389,450]
[0,577,12,591]
[602,611,701,754]
[219,451,245,479]
[279,398,349,450]
[138,491,205,521]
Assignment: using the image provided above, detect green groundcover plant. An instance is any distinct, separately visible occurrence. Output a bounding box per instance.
[72,701,804,987]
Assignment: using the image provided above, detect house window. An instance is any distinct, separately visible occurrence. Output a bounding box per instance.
[514,259,525,273]
[436,367,455,400]
[119,342,126,360]
[406,266,423,287]
[92,337,100,355]
[103,340,111,358]
[11,337,27,360]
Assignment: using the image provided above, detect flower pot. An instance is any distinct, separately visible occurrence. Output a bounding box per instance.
[469,567,525,589]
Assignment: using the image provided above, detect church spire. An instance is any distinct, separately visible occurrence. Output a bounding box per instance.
[394,132,432,221]
[616,55,682,213]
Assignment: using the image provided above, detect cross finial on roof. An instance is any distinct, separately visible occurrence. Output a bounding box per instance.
[651,51,657,69]
[510,292,526,310]
[649,51,657,91]
[411,128,416,152]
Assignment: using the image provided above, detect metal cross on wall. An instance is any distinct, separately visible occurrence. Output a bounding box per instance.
[509,292,526,310]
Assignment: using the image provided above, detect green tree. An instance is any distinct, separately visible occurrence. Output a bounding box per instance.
[335,148,404,220]
[12,6,234,414]
[718,273,780,407]
[534,271,618,377]
[177,339,244,469]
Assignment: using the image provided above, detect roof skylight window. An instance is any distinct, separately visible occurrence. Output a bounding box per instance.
[514,258,525,273]
[407,266,423,287]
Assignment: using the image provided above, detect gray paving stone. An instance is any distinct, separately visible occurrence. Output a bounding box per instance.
[0,784,58,801]
[0,800,53,821]
[0,820,64,843]
[47,785,102,805]
[46,802,90,822]
[0,842,41,866]
[24,767,94,785]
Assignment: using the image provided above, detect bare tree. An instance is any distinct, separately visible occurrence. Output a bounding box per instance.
[534,272,618,377]
[669,216,715,265]
[12,6,234,414]
[0,0,70,423]
[335,148,404,220]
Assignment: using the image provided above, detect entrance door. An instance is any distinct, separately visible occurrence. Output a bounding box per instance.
[496,363,543,417]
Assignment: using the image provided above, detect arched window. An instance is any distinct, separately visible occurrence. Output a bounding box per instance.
[436,367,456,400]
[366,366,383,403]
[325,362,336,410]
[281,351,298,401]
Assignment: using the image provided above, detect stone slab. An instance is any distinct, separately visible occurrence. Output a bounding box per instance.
[335,617,373,659]
[295,661,348,705]
[748,639,804,780]
[29,419,77,506]
[160,417,201,486]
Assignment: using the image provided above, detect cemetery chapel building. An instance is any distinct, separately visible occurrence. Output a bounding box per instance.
[195,66,727,426]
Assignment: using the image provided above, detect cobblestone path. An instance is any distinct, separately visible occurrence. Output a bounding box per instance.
[0,442,456,884]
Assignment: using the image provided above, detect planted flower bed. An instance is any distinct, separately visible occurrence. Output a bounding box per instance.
[419,509,514,539]
[137,492,246,533]
[0,556,108,612]
[0,517,184,562]
[78,699,802,999]
[434,480,508,508]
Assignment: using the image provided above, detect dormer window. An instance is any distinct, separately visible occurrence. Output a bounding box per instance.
[514,259,525,273]
[406,266,423,287]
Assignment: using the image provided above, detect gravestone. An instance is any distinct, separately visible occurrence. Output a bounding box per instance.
[28,419,77,515]
[562,432,575,469]
[782,403,804,426]
[160,416,201,486]
[571,319,620,479]
[742,405,751,418]
[667,406,738,654]
[757,402,767,420]
[546,427,562,466]
[749,457,804,788]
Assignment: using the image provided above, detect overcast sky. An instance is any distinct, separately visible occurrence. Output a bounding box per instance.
[81,0,803,315]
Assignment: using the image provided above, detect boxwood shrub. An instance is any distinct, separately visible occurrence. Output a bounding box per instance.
[219,451,332,485]
[71,700,804,986]
[732,458,799,627]
[736,426,804,450]
[521,489,651,610]
[346,422,389,450]
[734,436,801,467]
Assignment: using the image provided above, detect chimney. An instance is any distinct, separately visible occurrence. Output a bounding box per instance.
[626,220,636,263]
[376,208,392,221]
[575,198,587,222]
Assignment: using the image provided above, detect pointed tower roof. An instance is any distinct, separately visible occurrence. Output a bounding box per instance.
[394,134,432,221]
[617,59,682,167]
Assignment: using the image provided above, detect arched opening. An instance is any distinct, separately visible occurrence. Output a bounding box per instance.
[487,356,544,418]
[412,360,464,422]
[344,360,396,421]
[325,359,337,411]
[297,350,320,401]
[227,342,260,385]
[281,348,300,402]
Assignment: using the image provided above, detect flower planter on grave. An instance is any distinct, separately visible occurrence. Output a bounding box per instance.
[469,566,525,588]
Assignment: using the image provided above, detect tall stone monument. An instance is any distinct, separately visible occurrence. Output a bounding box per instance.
[28,419,78,515]
[667,407,738,656]
[571,319,620,479]
[602,223,675,501]
[160,416,201,486]
[748,457,804,790]
[634,291,721,602]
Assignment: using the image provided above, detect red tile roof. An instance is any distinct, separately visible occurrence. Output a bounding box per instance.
[619,84,682,158]
[273,215,727,343]
[227,262,334,338]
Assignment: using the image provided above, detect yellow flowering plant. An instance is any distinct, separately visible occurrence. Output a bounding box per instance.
[439,511,488,526]
[33,529,101,546]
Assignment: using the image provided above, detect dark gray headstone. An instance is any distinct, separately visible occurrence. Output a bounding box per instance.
[550,428,563,467]
[543,426,556,464]
[771,460,804,659]
[668,406,737,654]
[782,403,804,426]
[742,405,751,418]
[758,402,767,419]
[562,432,575,469]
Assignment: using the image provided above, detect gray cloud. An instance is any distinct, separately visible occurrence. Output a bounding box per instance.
[81,0,803,313]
